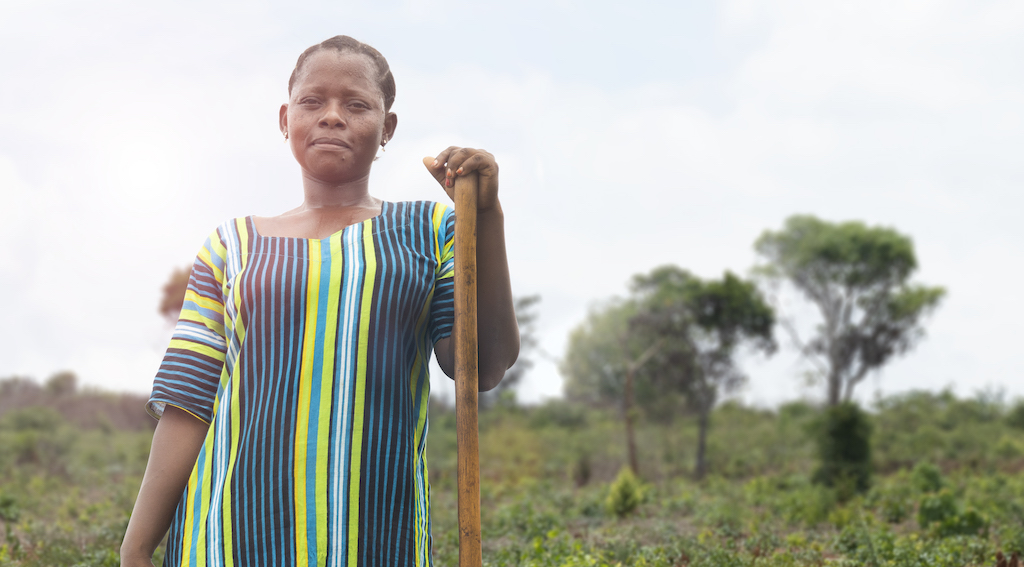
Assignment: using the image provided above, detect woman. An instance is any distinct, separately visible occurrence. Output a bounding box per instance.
[121,35,519,567]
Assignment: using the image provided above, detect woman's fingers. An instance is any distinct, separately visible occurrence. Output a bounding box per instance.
[422,156,446,185]
[424,146,500,208]
[454,152,497,178]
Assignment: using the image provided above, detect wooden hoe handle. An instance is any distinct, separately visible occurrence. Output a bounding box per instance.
[453,172,482,567]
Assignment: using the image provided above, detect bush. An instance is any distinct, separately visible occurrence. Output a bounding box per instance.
[528,400,588,430]
[918,489,959,529]
[918,489,989,537]
[1007,401,1024,430]
[865,474,915,524]
[606,467,642,518]
[812,403,873,498]
[910,461,945,493]
[779,483,836,526]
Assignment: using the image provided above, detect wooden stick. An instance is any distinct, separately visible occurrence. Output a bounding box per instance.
[453,172,482,567]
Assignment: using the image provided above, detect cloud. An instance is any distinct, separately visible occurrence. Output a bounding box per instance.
[0,0,1022,407]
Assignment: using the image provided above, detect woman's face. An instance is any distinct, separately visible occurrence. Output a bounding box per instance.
[280,50,396,185]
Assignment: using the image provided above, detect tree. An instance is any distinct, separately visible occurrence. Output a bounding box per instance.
[562,298,667,475]
[158,266,192,322]
[561,266,775,479]
[480,294,541,409]
[631,266,776,478]
[755,215,945,406]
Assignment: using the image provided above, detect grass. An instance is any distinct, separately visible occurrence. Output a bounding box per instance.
[0,384,1023,566]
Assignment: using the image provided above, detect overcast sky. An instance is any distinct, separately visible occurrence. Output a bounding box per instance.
[1,0,1022,407]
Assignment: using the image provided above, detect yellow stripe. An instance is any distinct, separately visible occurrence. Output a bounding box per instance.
[235,217,249,259]
[431,204,445,265]
[221,260,249,563]
[167,339,226,362]
[179,460,198,566]
[196,394,219,567]
[182,292,224,313]
[207,229,228,281]
[295,239,321,566]
[411,290,433,443]
[197,246,225,284]
[347,224,376,567]
[177,308,227,339]
[220,331,245,566]
[313,235,343,563]
[412,296,435,567]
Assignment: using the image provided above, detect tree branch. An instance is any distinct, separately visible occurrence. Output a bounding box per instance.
[779,317,829,376]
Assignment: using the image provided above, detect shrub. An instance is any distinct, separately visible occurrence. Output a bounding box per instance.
[571,449,592,487]
[910,461,945,493]
[528,400,588,430]
[606,467,642,518]
[812,403,873,498]
[918,489,989,537]
[994,435,1024,459]
[1007,401,1024,430]
[918,489,959,528]
[779,483,836,526]
[877,492,911,524]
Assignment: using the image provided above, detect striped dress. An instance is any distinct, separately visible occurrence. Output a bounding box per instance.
[148,201,455,567]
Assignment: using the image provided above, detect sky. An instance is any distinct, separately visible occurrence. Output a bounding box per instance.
[1,0,1022,408]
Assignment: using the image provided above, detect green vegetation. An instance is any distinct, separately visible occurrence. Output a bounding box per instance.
[0,400,154,565]
[813,402,874,498]
[426,394,1023,567]
[605,467,643,519]
[3,374,1022,566]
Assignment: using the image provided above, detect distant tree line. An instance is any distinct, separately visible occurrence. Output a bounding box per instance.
[0,372,154,432]
[155,214,947,484]
[562,214,945,481]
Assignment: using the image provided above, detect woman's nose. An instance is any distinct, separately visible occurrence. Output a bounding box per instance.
[319,102,346,128]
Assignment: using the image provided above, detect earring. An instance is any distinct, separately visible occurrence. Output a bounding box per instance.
[380,139,387,152]
[283,130,289,140]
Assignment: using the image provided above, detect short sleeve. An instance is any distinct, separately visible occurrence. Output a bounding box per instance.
[428,204,455,344]
[147,228,229,423]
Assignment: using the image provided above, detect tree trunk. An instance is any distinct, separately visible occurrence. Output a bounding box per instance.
[694,407,709,480]
[624,367,639,476]
[827,370,841,407]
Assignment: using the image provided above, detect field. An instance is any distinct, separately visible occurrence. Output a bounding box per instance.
[1,382,1023,566]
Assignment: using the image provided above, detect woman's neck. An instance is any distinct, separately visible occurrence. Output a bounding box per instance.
[300,171,375,210]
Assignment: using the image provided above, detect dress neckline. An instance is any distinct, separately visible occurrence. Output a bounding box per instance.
[249,201,389,241]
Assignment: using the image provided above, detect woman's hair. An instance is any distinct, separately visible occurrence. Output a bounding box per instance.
[288,35,397,112]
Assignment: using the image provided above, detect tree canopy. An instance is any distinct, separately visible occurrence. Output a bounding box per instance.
[158,266,191,322]
[562,265,776,478]
[755,215,945,405]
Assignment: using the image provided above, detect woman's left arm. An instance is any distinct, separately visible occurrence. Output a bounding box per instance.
[424,148,520,391]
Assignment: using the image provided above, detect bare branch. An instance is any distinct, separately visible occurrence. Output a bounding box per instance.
[628,339,664,373]
[779,318,829,376]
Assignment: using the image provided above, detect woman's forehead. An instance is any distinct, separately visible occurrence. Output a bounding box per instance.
[293,50,380,91]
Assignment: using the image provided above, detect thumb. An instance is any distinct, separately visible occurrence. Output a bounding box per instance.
[422,156,445,185]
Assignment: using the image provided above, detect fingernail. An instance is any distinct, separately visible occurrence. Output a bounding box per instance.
[456,167,464,175]
[446,168,452,178]
[432,160,438,167]
[445,179,451,187]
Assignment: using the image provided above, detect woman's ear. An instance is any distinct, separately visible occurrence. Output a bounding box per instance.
[383,112,398,143]
[279,103,289,137]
